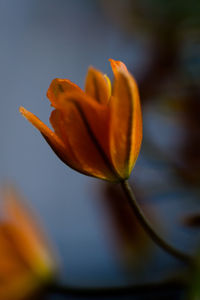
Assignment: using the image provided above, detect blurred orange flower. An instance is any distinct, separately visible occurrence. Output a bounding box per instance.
[20,59,142,181]
[0,186,57,300]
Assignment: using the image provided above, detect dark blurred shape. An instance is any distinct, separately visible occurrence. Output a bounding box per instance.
[101,0,200,34]
[176,92,200,185]
[102,183,152,273]
[181,213,200,228]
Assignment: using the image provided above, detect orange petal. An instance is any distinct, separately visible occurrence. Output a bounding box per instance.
[54,90,122,179]
[0,224,28,276]
[0,224,36,300]
[51,97,118,181]
[109,59,142,178]
[50,109,97,177]
[47,78,83,107]
[2,186,56,277]
[85,67,111,104]
[104,74,112,97]
[0,256,38,300]
[19,106,70,165]
[109,59,128,75]
[62,92,111,153]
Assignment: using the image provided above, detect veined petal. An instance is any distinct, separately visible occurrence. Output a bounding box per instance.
[51,100,117,181]
[50,109,101,177]
[55,92,111,156]
[85,67,111,104]
[109,59,142,178]
[46,78,117,178]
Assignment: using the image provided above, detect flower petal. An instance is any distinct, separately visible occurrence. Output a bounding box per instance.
[50,90,115,165]
[109,59,142,178]
[47,78,83,107]
[19,106,70,166]
[2,186,56,277]
[0,270,37,300]
[0,227,40,300]
[0,225,36,300]
[109,59,128,75]
[0,224,28,276]
[50,109,98,177]
[51,99,118,181]
[85,67,111,104]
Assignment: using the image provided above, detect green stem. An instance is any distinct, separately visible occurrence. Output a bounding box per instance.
[50,279,185,297]
[120,180,192,264]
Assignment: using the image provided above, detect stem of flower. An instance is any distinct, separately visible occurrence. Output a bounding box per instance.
[120,180,192,264]
[50,279,185,297]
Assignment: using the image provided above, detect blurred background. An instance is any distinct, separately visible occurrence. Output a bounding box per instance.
[0,0,200,299]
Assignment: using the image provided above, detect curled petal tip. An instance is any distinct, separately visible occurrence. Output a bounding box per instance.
[19,106,34,122]
[20,106,35,123]
[109,58,128,75]
[19,106,27,115]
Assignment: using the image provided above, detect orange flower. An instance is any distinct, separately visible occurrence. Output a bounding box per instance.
[20,59,142,181]
[0,186,57,300]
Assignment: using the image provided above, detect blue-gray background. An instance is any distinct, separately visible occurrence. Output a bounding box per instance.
[0,1,199,299]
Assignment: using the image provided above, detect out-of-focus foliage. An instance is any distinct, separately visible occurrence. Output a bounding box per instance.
[187,248,200,300]
[97,0,200,288]
[101,0,200,35]
[102,183,151,272]
[100,0,200,185]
